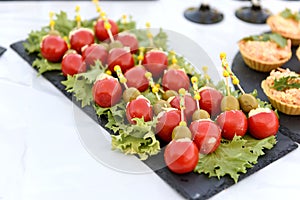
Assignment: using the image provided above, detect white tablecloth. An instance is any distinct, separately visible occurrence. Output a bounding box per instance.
[1,0,300,200]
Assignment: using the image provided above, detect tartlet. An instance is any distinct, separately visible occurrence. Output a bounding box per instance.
[261,68,300,115]
[267,9,300,46]
[238,33,292,72]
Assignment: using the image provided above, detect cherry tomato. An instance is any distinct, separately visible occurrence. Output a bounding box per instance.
[69,28,94,53]
[61,52,86,76]
[92,75,122,108]
[82,44,108,67]
[164,139,199,174]
[216,110,248,140]
[126,97,153,124]
[189,119,221,154]
[142,50,168,78]
[199,87,223,118]
[248,108,279,139]
[124,65,149,92]
[40,35,68,62]
[162,69,190,91]
[116,33,139,53]
[107,48,134,73]
[169,94,197,122]
[94,19,118,42]
[156,109,181,143]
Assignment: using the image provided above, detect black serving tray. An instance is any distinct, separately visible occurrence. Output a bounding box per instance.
[232,45,300,143]
[10,40,298,200]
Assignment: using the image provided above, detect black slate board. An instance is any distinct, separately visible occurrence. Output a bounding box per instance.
[0,46,6,56]
[232,46,300,143]
[11,40,298,200]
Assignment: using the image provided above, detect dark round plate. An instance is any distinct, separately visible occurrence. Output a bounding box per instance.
[232,45,300,142]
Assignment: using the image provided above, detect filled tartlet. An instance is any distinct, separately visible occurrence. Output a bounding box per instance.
[267,8,300,46]
[261,68,300,115]
[238,33,292,72]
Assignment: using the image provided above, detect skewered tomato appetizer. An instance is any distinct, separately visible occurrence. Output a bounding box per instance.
[107,48,134,73]
[92,74,122,108]
[124,66,149,92]
[156,109,181,143]
[69,28,94,53]
[126,96,153,124]
[216,110,248,140]
[61,51,86,76]
[82,43,108,67]
[189,119,221,154]
[40,35,68,62]
[162,69,190,91]
[142,50,168,78]
[164,138,199,174]
[169,94,197,122]
[248,108,279,139]
[94,19,118,42]
[199,87,223,118]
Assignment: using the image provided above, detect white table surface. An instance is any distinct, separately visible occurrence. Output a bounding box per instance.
[1,0,300,200]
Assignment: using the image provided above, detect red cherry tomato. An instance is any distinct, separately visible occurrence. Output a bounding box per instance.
[164,139,199,174]
[156,109,181,143]
[126,97,153,124]
[82,44,108,67]
[94,19,118,42]
[40,35,68,62]
[61,52,87,76]
[162,69,190,92]
[248,108,279,139]
[199,87,223,118]
[189,119,221,154]
[107,48,134,73]
[124,65,149,92]
[142,50,168,78]
[169,94,197,122]
[92,76,122,108]
[69,28,94,53]
[216,110,248,140]
[116,33,139,53]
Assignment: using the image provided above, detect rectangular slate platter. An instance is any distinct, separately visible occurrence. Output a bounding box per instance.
[232,45,300,143]
[10,40,298,200]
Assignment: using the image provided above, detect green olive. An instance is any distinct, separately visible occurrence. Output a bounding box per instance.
[123,87,140,103]
[162,90,178,101]
[172,125,192,140]
[153,100,170,115]
[192,109,210,121]
[238,93,258,113]
[221,96,240,111]
[109,40,123,50]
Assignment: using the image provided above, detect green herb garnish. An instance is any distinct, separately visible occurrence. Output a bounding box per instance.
[280,8,300,21]
[242,33,287,48]
[273,75,300,91]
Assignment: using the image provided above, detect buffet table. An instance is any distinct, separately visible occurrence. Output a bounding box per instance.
[1,0,300,200]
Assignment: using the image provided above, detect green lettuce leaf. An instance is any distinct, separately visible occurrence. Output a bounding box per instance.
[23,28,49,54]
[242,33,287,48]
[111,117,160,160]
[194,135,277,183]
[61,74,93,107]
[280,8,300,22]
[95,101,160,160]
[32,58,61,75]
[76,60,107,84]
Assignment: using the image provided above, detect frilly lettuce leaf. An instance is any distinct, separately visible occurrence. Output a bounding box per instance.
[32,58,61,75]
[95,101,160,160]
[194,135,276,183]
